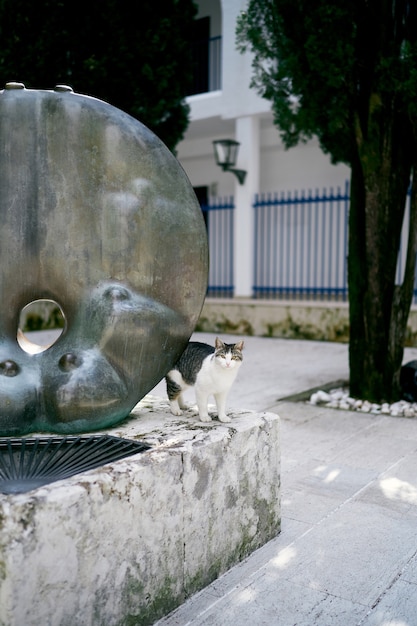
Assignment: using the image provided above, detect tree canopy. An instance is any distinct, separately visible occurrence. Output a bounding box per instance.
[0,0,197,151]
[237,1,417,163]
[237,0,417,402]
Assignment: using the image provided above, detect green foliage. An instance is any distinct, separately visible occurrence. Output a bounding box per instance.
[0,0,197,150]
[236,0,417,166]
[237,0,417,402]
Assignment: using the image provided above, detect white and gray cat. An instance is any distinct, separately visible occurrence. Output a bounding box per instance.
[166,337,244,422]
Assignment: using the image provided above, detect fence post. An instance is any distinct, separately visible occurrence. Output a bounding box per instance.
[234,115,260,297]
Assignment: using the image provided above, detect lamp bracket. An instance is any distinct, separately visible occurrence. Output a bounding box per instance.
[225,166,246,185]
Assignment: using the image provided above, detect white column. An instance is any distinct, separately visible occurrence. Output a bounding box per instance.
[233,115,260,297]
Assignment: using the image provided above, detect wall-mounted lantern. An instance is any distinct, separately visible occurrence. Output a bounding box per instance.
[212,139,247,185]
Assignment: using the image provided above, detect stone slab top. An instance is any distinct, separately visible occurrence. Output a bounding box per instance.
[112,395,279,448]
[1,395,279,504]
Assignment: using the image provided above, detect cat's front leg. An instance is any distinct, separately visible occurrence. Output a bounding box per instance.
[214,392,231,423]
[177,393,189,410]
[167,376,185,415]
[169,399,183,416]
[195,390,211,422]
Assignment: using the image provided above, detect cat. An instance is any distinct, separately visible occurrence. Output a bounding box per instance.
[166,337,244,423]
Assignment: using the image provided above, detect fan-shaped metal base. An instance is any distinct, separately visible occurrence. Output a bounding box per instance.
[0,435,150,494]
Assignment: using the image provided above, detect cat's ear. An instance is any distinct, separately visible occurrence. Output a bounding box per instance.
[215,337,224,349]
[235,340,244,351]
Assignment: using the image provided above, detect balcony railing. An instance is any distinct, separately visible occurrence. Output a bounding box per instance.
[189,36,222,95]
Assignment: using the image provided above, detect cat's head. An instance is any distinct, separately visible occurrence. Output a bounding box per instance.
[214,337,244,369]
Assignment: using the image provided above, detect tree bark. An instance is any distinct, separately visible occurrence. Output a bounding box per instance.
[348,113,417,402]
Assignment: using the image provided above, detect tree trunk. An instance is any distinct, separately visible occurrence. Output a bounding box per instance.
[348,114,417,403]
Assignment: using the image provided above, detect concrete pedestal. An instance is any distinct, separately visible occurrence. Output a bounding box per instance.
[0,396,280,626]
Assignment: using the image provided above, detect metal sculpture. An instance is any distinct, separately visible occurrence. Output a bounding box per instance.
[0,435,150,494]
[0,83,208,435]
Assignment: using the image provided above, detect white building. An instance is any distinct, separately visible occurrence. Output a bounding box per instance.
[177,0,350,299]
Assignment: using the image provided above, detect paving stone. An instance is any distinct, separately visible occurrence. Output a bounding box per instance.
[362,579,417,625]
[278,497,417,607]
[158,574,368,626]
[402,553,417,584]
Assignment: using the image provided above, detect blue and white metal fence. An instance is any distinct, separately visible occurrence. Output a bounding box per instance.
[253,182,349,300]
[202,197,234,298]
[204,182,416,302]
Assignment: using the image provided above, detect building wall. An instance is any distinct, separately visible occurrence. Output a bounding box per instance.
[179,126,350,199]
[196,0,222,36]
[197,299,417,347]
[179,0,350,297]
[259,133,350,195]
[178,0,349,199]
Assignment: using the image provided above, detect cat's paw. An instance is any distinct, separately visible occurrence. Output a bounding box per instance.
[218,414,231,423]
[198,414,212,422]
[169,401,183,416]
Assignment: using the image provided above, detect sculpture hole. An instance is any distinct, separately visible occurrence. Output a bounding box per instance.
[17,299,66,354]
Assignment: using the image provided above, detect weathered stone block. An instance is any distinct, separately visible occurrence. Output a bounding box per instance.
[0,397,280,625]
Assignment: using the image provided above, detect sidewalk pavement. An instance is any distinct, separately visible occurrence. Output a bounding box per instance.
[152,332,417,626]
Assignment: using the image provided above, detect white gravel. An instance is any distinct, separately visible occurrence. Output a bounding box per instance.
[309,387,417,417]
